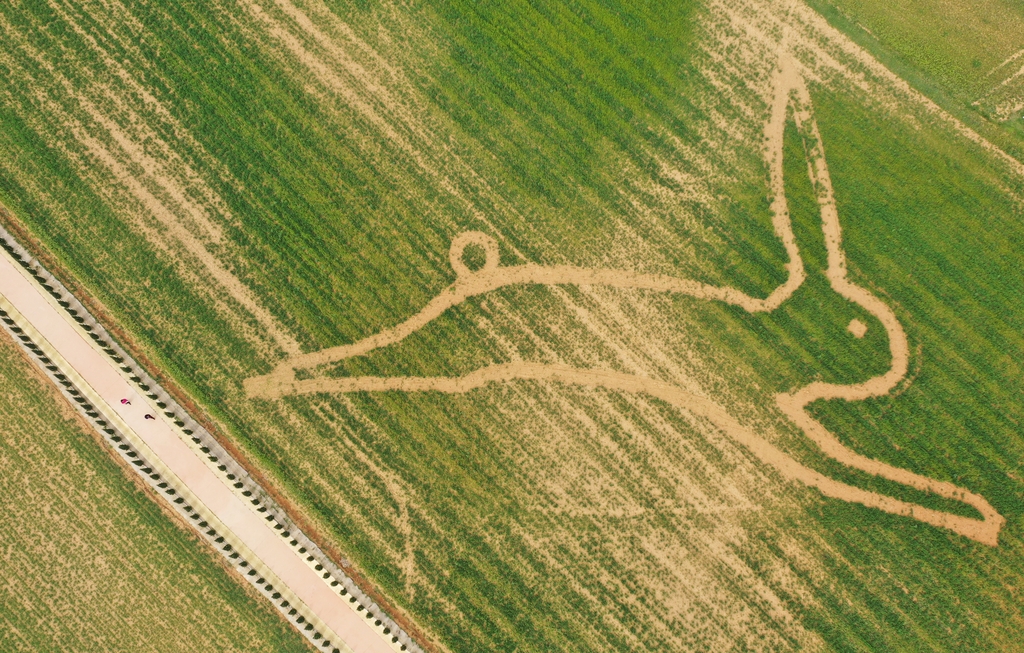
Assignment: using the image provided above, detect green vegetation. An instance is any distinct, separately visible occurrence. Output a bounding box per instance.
[0,0,1022,651]
[814,0,1024,98]
[777,84,1024,650]
[0,336,310,652]
[809,0,1024,146]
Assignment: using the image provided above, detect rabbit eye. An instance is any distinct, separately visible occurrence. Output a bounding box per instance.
[848,319,868,339]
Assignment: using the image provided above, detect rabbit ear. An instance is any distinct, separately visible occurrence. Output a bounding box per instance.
[758,51,809,309]
[787,75,850,282]
[759,47,847,309]
[772,52,1005,545]
[765,52,802,300]
[780,64,909,389]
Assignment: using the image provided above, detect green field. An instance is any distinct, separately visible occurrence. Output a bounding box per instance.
[0,335,310,652]
[1,0,1023,651]
[814,0,1024,98]
[809,0,1024,145]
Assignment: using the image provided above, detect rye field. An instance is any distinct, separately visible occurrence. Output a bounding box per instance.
[0,335,310,652]
[1,0,1023,651]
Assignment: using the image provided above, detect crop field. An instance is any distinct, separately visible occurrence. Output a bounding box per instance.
[0,334,309,651]
[809,0,1024,141]
[1,0,1023,651]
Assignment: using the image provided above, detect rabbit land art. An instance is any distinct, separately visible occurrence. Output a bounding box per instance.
[246,52,1004,547]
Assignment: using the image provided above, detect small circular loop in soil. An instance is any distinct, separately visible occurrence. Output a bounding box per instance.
[449,231,499,278]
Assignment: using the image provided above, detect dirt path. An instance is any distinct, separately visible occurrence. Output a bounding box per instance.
[0,241,404,651]
[244,54,807,394]
[246,52,1004,546]
[975,59,1024,120]
[774,72,1004,545]
[270,362,1000,545]
[987,48,1024,79]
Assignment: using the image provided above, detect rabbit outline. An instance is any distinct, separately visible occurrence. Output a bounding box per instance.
[245,52,1005,546]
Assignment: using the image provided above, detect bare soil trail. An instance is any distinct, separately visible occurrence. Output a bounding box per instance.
[245,52,807,391]
[246,51,1004,546]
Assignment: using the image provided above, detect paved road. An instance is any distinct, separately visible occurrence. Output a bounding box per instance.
[0,245,401,653]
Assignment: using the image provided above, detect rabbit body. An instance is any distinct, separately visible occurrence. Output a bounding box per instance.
[245,53,1004,546]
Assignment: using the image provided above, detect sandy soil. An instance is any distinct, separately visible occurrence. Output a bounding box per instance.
[847,319,867,338]
[246,52,1004,547]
